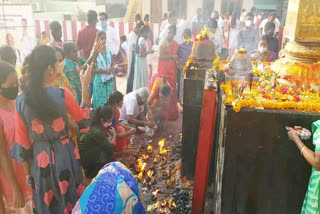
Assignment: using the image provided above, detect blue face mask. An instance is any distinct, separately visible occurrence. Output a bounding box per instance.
[101,20,108,31]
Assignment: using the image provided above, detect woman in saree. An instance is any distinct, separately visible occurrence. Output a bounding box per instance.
[92,31,115,110]
[249,35,277,62]
[10,45,92,213]
[157,24,179,120]
[287,123,320,213]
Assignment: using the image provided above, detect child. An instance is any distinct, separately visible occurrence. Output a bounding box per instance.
[177,28,193,103]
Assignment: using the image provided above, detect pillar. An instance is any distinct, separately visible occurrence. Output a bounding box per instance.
[274,0,320,64]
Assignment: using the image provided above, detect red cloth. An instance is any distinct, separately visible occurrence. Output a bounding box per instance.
[114,110,130,152]
[157,40,179,120]
[49,41,64,47]
[0,109,33,212]
[76,26,98,59]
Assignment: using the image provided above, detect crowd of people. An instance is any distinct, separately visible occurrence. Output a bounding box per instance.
[0,6,287,214]
[182,7,281,62]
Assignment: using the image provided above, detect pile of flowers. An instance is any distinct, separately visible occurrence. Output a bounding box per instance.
[195,27,211,41]
[221,63,320,113]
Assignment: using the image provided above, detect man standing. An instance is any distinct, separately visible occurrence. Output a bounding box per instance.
[237,12,259,52]
[77,10,98,59]
[20,18,34,58]
[259,13,280,37]
[159,11,182,44]
[191,8,204,39]
[99,12,120,56]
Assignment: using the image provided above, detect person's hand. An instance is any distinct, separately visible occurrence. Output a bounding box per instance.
[109,127,117,138]
[288,129,300,143]
[80,62,93,87]
[93,39,105,54]
[145,121,154,128]
[128,128,136,135]
[12,187,25,208]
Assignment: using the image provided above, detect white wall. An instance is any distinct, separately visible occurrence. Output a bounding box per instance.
[242,0,254,11]
[187,0,202,19]
[141,0,151,17]
[162,0,168,15]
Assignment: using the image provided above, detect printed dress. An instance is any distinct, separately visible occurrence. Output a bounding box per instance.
[10,87,90,214]
[301,120,320,214]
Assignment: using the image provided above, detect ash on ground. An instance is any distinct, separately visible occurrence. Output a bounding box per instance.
[114,117,193,214]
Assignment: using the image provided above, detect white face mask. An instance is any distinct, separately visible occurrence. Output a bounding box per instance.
[258,47,268,53]
[103,122,112,128]
[245,20,253,27]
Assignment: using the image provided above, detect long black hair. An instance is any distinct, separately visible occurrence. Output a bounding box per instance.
[0,45,17,66]
[0,61,16,87]
[159,77,171,97]
[107,91,124,106]
[91,105,114,127]
[21,45,58,122]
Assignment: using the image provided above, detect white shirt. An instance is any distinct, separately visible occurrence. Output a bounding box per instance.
[20,31,34,58]
[259,18,280,35]
[160,20,169,33]
[127,31,138,74]
[217,17,225,29]
[119,91,144,121]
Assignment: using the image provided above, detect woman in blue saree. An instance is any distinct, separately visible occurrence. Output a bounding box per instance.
[92,31,115,110]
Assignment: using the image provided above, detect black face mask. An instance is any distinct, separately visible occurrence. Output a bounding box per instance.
[0,86,18,100]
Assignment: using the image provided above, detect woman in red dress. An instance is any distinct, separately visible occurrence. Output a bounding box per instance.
[107,91,136,152]
[0,62,32,214]
[157,24,179,120]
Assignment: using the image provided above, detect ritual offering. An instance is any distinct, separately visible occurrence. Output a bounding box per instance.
[221,59,320,113]
[285,126,312,140]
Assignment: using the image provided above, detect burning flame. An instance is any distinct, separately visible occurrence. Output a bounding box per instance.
[159,139,168,155]
[147,169,154,178]
[137,172,143,181]
[158,139,165,147]
[153,201,159,209]
[152,189,159,199]
[136,159,147,172]
[160,200,167,207]
[141,154,149,160]
[147,145,153,153]
[168,199,177,210]
[142,179,146,186]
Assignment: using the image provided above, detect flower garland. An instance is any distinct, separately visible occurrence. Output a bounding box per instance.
[221,82,320,113]
[195,27,211,41]
[212,53,220,71]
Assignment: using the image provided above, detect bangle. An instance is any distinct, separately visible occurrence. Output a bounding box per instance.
[301,146,307,156]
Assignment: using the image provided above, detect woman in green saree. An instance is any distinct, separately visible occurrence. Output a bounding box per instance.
[288,122,320,214]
